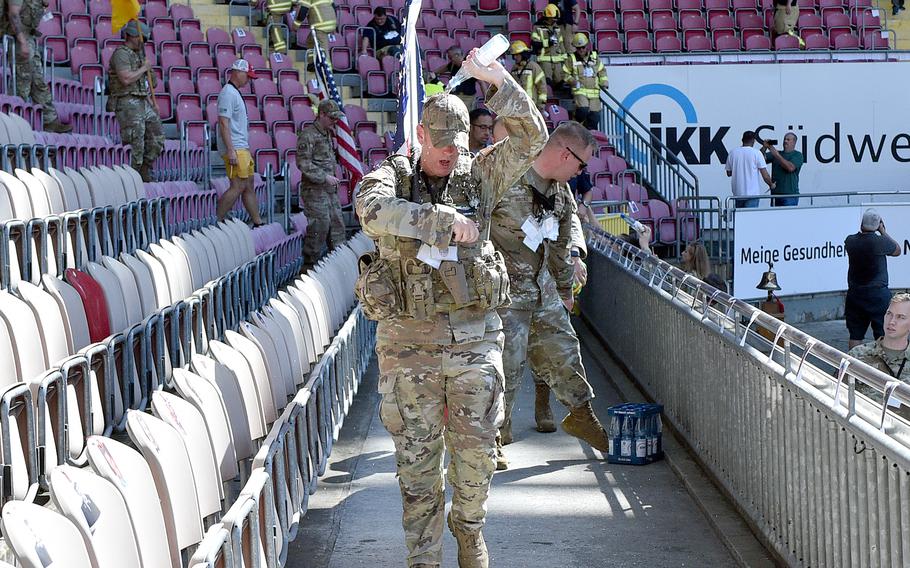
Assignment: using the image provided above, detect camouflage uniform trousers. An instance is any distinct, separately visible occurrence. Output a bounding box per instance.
[114,96,164,172]
[15,36,58,124]
[301,187,345,264]
[499,294,595,422]
[376,332,505,567]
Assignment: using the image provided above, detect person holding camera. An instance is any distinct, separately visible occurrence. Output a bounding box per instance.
[763,132,804,207]
[725,130,775,208]
[845,209,903,349]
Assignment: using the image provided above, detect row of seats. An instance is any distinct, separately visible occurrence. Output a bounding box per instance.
[0,234,370,568]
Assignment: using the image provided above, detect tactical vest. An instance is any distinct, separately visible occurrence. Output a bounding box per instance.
[302,0,336,32]
[0,0,44,35]
[108,46,150,98]
[356,152,511,321]
[569,52,603,99]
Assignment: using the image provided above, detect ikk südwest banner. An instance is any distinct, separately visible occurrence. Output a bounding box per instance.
[606,62,910,199]
[733,204,910,299]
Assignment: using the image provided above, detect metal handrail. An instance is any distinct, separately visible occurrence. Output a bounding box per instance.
[586,224,910,410]
[598,87,699,207]
[598,49,910,67]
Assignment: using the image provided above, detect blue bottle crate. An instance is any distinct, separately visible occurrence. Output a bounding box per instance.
[606,403,664,465]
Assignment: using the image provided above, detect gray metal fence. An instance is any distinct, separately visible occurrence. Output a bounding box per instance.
[581,227,910,567]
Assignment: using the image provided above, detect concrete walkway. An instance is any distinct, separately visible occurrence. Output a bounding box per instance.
[289,327,740,568]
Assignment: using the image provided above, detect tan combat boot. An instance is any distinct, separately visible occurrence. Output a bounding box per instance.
[495,434,508,471]
[534,383,556,433]
[561,401,610,452]
[447,513,489,568]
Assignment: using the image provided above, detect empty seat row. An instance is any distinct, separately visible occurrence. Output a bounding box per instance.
[0,234,373,568]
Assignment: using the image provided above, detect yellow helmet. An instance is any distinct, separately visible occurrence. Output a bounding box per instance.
[543,3,560,18]
[510,40,530,55]
[572,32,589,48]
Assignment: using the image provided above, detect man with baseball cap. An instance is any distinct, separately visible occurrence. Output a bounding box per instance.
[296,98,346,265]
[108,20,162,181]
[845,208,902,349]
[215,59,264,226]
[356,48,547,568]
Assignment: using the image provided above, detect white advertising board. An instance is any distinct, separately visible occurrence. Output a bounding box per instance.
[733,204,910,299]
[606,63,910,199]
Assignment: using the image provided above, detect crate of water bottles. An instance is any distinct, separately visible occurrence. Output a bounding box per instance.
[606,403,664,465]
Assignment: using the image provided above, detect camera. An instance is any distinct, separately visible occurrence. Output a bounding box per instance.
[766,139,779,146]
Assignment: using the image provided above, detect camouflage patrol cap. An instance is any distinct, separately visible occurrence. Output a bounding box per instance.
[421,93,469,150]
[122,21,150,38]
[317,99,344,119]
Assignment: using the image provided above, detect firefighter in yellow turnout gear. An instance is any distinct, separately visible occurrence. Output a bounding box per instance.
[531,4,567,88]
[509,41,548,114]
[563,33,608,130]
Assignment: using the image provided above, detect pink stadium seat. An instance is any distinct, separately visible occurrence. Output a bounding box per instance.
[152,18,178,43]
[357,55,388,96]
[744,34,771,50]
[862,30,889,48]
[832,31,858,48]
[656,35,683,51]
[344,104,377,134]
[187,42,213,68]
[206,27,231,50]
[262,95,289,126]
[170,3,194,20]
[179,22,204,45]
[626,35,653,52]
[65,269,111,343]
[144,0,168,20]
[215,44,238,73]
[159,41,186,73]
[597,36,624,52]
[269,52,294,73]
[652,15,679,41]
[685,33,712,50]
[714,34,741,50]
[649,0,675,19]
[774,34,801,49]
[290,96,316,127]
[273,122,297,156]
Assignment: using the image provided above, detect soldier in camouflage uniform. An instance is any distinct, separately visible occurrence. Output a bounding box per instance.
[3,0,70,132]
[297,99,346,265]
[355,52,547,568]
[108,21,164,182]
[489,121,610,470]
[849,293,910,388]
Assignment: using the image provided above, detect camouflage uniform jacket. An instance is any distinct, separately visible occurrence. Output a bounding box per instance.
[356,75,548,345]
[296,122,337,191]
[1,0,44,35]
[490,167,577,311]
[849,338,910,384]
[108,46,151,98]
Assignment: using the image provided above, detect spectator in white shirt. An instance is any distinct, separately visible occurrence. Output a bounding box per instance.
[725,130,775,208]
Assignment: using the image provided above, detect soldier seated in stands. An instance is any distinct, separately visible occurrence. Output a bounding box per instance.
[849,293,910,385]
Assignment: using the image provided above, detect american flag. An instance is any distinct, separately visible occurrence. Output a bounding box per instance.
[311,33,365,192]
[393,0,425,155]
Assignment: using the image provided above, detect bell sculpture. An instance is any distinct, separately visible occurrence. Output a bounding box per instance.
[756,261,785,343]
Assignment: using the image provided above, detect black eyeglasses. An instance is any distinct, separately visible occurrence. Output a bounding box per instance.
[565,146,587,172]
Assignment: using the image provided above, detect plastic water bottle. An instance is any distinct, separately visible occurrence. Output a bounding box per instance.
[634,415,647,459]
[608,414,621,455]
[620,415,634,457]
[620,212,646,234]
[654,414,662,455]
[646,414,655,456]
[445,34,510,94]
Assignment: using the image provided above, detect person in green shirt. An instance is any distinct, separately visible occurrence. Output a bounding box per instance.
[763,132,804,207]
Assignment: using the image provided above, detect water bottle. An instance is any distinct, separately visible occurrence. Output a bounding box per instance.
[608,414,621,455]
[620,415,633,457]
[620,212,646,234]
[646,414,655,456]
[634,414,647,459]
[655,414,663,455]
[445,34,510,94]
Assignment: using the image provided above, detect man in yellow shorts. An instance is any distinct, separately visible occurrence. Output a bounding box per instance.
[215,59,265,226]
